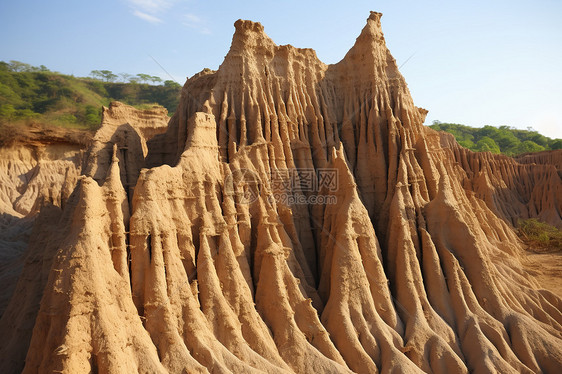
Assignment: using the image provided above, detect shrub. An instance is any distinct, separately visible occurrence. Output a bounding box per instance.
[57,113,77,124]
[0,104,15,119]
[517,218,562,251]
[15,109,40,120]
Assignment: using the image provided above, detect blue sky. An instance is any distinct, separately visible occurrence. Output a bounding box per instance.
[1,0,561,138]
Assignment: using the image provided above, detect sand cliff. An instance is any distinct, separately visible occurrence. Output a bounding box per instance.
[0,12,561,373]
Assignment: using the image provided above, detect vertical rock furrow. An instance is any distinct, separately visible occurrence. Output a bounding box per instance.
[3,11,562,374]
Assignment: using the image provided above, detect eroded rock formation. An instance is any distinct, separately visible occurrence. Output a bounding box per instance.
[0,126,85,316]
[0,103,169,372]
[1,12,561,373]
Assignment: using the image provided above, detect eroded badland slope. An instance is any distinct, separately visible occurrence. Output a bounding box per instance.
[1,12,561,374]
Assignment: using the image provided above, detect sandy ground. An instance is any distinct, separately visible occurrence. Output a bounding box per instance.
[523,249,562,299]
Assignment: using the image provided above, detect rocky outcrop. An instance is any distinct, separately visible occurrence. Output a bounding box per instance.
[517,150,562,172]
[431,133,562,229]
[0,128,85,317]
[1,12,561,373]
[83,101,169,206]
[0,103,169,372]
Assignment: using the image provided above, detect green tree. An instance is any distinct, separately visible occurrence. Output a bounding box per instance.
[551,139,562,150]
[495,130,520,155]
[516,140,545,154]
[458,139,475,149]
[164,80,181,88]
[90,70,117,82]
[83,105,101,127]
[119,73,132,83]
[8,60,33,72]
[136,73,152,84]
[476,136,501,154]
[477,125,499,139]
[99,70,117,82]
[527,132,548,147]
[150,75,162,84]
[90,70,103,80]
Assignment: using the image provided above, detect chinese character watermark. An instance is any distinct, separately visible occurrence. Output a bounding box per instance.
[225,168,339,205]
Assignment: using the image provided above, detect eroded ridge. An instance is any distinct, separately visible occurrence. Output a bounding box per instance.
[1,12,561,374]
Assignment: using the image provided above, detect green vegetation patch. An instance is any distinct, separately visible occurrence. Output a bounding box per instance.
[517,218,562,252]
[0,60,182,130]
[430,121,562,156]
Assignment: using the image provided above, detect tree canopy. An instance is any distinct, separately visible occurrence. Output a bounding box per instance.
[430,121,561,156]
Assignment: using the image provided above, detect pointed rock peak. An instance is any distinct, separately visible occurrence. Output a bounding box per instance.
[357,11,385,45]
[234,19,265,35]
[368,11,383,22]
[337,11,386,64]
[229,19,276,54]
[337,11,399,76]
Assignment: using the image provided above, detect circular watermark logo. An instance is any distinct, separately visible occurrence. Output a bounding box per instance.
[225,168,262,205]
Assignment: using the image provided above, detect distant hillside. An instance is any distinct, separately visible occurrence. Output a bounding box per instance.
[0,60,181,130]
[430,121,562,156]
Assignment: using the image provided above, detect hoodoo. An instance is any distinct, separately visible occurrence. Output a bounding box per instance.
[1,12,561,373]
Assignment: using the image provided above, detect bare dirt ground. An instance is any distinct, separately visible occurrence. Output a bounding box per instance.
[523,248,562,299]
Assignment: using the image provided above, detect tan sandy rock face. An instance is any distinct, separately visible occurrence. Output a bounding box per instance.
[1,12,562,373]
[0,127,85,317]
[0,103,169,371]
